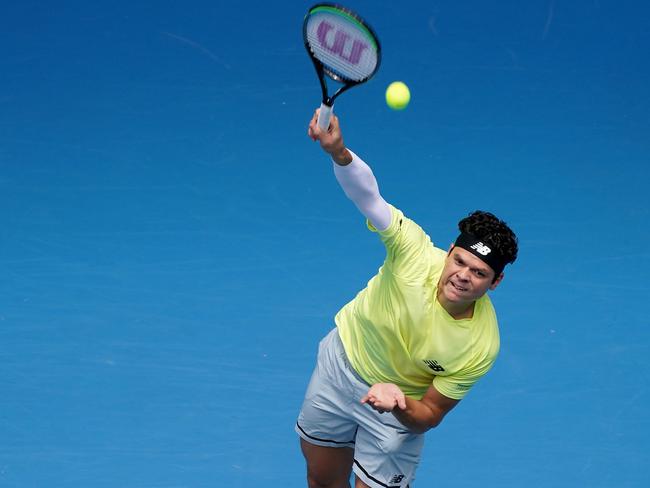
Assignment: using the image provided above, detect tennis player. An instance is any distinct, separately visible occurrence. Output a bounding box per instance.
[295,110,519,488]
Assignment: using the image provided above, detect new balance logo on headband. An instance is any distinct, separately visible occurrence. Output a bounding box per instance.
[470,242,492,256]
[456,233,507,275]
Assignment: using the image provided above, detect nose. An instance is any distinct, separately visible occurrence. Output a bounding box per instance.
[457,268,471,282]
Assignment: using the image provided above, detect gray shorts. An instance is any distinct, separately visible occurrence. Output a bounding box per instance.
[296,328,424,488]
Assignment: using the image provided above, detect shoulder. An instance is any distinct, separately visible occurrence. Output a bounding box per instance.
[367,204,403,235]
[473,295,501,359]
[370,206,434,246]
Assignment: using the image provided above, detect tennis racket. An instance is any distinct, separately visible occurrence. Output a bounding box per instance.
[303,3,381,130]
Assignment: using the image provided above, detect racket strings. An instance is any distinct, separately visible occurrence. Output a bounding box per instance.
[305,13,379,83]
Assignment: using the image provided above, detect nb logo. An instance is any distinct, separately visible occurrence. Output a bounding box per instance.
[390,474,405,484]
[317,21,368,65]
[470,241,492,256]
[423,360,445,373]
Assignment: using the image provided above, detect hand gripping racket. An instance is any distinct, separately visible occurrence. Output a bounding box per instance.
[303,3,381,130]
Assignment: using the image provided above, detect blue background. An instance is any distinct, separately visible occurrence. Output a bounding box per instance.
[1,1,648,486]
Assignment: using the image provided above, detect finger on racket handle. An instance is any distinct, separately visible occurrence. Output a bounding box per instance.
[317,103,333,130]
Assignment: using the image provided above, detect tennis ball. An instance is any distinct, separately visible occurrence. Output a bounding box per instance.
[385,81,410,110]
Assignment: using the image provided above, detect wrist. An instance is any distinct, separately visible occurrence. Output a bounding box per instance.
[331,147,352,166]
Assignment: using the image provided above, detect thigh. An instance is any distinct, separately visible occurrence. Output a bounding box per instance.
[352,410,424,488]
[301,438,354,487]
[296,378,358,448]
[296,329,358,447]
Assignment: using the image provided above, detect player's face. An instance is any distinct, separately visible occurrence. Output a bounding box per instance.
[438,246,502,307]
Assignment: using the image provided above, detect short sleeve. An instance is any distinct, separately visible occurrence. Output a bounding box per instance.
[432,353,497,400]
[367,205,438,282]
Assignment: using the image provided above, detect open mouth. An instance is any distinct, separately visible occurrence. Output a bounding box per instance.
[450,281,468,293]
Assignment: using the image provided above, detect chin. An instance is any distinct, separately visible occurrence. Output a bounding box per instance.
[443,284,470,303]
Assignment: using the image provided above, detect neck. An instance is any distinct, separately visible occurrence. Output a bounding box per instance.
[437,289,475,320]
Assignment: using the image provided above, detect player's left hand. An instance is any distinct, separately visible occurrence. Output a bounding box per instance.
[361,383,407,413]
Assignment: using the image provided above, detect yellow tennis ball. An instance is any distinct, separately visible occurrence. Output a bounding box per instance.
[385,81,410,110]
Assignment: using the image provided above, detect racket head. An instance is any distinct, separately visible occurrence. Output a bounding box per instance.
[303,3,381,102]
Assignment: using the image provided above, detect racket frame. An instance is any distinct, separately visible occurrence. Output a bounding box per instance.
[303,3,381,129]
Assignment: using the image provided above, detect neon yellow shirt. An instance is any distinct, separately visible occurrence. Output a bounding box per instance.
[336,206,500,400]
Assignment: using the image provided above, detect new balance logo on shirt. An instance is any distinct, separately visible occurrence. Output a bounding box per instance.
[470,241,492,256]
[423,359,445,372]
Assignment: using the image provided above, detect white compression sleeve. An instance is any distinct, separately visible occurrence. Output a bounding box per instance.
[333,150,392,231]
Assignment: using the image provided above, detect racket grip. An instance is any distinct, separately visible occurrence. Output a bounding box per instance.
[317,103,333,131]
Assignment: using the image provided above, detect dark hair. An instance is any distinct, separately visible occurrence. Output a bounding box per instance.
[458,210,518,273]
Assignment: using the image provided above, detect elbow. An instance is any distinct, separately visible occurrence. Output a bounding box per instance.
[408,415,443,435]
[410,425,431,435]
[424,417,443,433]
[421,412,446,433]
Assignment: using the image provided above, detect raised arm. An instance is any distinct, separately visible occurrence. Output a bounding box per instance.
[308,110,392,231]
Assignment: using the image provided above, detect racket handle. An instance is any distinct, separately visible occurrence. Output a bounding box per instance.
[317,103,333,131]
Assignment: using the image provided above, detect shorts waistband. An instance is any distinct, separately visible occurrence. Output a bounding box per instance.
[332,328,370,387]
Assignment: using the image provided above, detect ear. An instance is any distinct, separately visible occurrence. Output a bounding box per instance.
[489,272,504,290]
[447,243,455,254]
